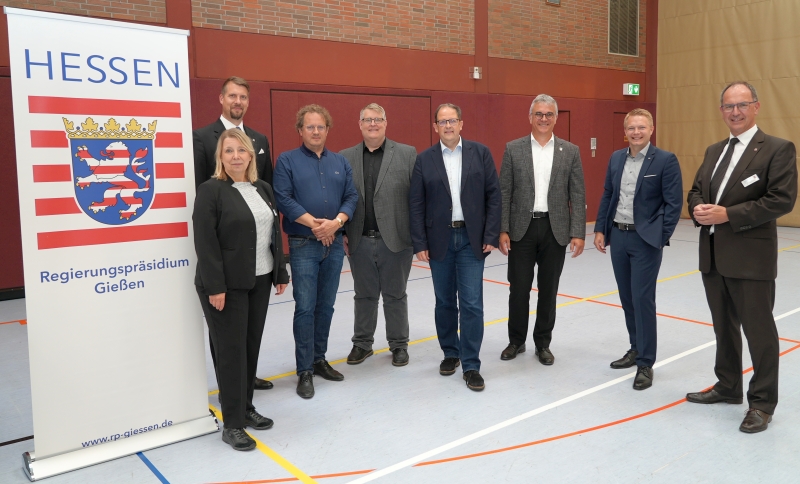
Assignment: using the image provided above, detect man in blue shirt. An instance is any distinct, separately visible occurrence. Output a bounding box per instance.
[274,104,358,399]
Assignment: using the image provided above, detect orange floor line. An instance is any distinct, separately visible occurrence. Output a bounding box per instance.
[414,397,690,467]
[209,468,374,483]
[415,343,800,468]
[209,343,800,483]
[0,320,26,326]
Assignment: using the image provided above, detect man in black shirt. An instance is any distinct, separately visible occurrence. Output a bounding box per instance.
[340,103,418,367]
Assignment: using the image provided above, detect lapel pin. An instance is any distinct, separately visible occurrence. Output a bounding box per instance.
[754,148,758,151]
[559,147,563,151]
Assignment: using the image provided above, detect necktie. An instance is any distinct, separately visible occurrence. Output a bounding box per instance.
[709,137,739,203]
[236,126,243,131]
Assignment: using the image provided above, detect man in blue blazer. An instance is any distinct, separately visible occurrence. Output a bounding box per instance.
[593,108,682,390]
[409,103,502,391]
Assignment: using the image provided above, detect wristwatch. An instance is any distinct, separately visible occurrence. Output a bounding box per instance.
[336,217,344,227]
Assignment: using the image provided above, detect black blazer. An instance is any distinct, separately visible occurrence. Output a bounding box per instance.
[193,119,273,189]
[193,178,289,295]
[409,139,502,261]
[687,129,797,280]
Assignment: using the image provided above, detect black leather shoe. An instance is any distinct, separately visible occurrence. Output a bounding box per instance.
[245,409,274,430]
[463,370,485,391]
[254,378,274,390]
[610,349,638,369]
[439,357,460,375]
[347,346,373,365]
[739,408,772,433]
[296,371,314,399]
[633,366,653,390]
[222,428,256,451]
[535,347,555,365]
[391,348,409,367]
[686,388,743,404]
[313,360,344,381]
[500,343,526,360]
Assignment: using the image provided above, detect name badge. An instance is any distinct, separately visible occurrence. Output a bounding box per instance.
[742,174,759,187]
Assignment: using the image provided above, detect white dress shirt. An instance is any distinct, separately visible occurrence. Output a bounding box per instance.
[441,138,464,222]
[710,124,758,234]
[232,182,274,276]
[220,115,245,132]
[530,133,555,212]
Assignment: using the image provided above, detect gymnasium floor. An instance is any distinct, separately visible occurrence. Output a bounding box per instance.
[2,220,800,483]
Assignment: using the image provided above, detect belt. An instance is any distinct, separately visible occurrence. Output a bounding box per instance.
[450,221,466,228]
[614,222,636,231]
[363,230,381,238]
[531,211,548,219]
[288,234,318,240]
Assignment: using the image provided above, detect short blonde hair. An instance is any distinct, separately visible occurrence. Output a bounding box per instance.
[360,103,386,120]
[624,108,654,127]
[213,128,258,183]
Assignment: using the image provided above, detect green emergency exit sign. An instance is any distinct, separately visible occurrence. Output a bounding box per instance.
[623,83,640,96]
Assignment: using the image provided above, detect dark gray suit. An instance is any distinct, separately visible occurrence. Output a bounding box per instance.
[341,139,417,351]
[499,135,586,349]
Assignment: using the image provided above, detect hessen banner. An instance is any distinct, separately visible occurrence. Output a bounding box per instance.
[5,8,218,480]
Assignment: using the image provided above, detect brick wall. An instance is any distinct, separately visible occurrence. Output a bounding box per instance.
[0,0,166,23]
[191,0,474,55]
[489,0,646,72]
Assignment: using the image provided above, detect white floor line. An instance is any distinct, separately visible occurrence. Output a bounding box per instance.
[348,307,800,484]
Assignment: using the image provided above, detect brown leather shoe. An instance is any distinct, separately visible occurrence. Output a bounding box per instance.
[740,408,772,433]
[686,388,743,405]
[500,343,526,360]
[535,347,555,365]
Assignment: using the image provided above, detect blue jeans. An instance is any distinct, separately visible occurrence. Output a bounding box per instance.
[289,233,345,373]
[429,227,485,372]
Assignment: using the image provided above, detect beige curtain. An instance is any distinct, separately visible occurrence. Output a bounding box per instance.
[658,0,800,226]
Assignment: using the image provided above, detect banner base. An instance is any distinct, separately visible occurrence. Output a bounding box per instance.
[23,413,219,481]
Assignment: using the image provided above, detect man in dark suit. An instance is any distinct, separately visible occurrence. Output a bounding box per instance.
[593,108,683,390]
[340,103,418,367]
[192,76,275,391]
[686,81,797,433]
[409,103,502,391]
[193,76,273,189]
[497,94,586,366]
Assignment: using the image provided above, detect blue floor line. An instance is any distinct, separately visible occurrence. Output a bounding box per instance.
[136,452,169,484]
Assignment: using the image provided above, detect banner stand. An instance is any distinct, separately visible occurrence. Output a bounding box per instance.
[23,414,218,481]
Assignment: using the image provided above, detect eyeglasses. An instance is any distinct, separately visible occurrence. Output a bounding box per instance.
[532,112,556,120]
[361,117,386,125]
[436,118,461,127]
[721,101,757,112]
[304,125,328,132]
[625,125,650,133]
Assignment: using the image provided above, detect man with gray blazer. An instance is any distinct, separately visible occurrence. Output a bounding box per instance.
[498,94,586,365]
[341,103,418,367]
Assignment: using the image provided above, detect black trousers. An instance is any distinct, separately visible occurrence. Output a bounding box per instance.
[702,239,779,414]
[197,274,272,428]
[507,217,567,349]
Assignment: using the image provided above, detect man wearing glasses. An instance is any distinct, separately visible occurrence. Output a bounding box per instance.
[497,94,586,367]
[686,81,797,433]
[409,103,502,391]
[273,104,358,399]
[340,104,418,367]
[593,109,683,391]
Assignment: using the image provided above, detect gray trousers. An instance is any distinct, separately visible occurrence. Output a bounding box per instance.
[348,236,413,351]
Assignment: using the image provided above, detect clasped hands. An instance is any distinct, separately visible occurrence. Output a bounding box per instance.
[693,204,728,225]
[311,218,340,246]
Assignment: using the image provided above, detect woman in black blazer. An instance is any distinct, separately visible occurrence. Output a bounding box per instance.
[193,128,289,451]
